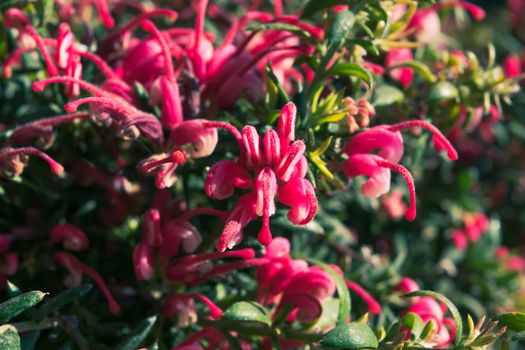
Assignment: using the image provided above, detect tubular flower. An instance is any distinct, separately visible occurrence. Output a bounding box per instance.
[0,147,64,179]
[205,102,318,251]
[49,224,89,251]
[54,251,120,314]
[342,120,458,221]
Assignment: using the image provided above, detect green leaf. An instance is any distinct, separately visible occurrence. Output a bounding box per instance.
[387,61,437,83]
[495,312,525,332]
[383,322,400,342]
[428,82,459,102]
[308,259,350,325]
[116,315,157,350]
[0,291,47,325]
[320,322,379,349]
[0,325,20,350]
[35,0,55,27]
[35,285,92,319]
[373,85,404,106]
[328,10,356,48]
[401,313,425,339]
[301,0,349,18]
[406,290,463,346]
[327,63,373,89]
[222,302,271,327]
[246,23,312,40]
[20,330,39,350]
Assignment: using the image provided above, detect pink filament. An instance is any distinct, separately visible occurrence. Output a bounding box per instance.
[140,151,186,173]
[175,248,256,267]
[102,9,178,46]
[31,113,90,127]
[2,147,64,175]
[69,255,120,314]
[376,160,416,221]
[141,20,176,82]
[193,0,210,53]
[24,26,59,76]
[64,97,135,115]
[93,0,115,29]
[190,293,223,319]
[190,258,269,285]
[2,47,35,78]
[274,0,284,17]
[32,76,113,98]
[76,51,120,80]
[174,208,229,224]
[204,121,242,143]
[388,120,459,160]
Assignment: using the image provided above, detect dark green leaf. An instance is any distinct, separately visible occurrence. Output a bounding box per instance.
[495,312,525,332]
[387,61,436,83]
[116,316,157,350]
[308,259,350,325]
[246,23,312,40]
[327,63,373,89]
[320,322,379,349]
[328,10,356,48]
[35,285,92,319]
[20,330,39,350]
[373,85,404,106]
[401,313,425,339]
[0,291,46,325]
[0,325,20,350]
[406,290,463,346]
[222,301,271,327]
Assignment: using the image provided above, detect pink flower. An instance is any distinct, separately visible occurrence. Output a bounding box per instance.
[169,119,219,159]
[137,150,187,189]
[162,293,223,320]
[396,277,420,294]
[385,49,414,89]
[0,147,64,179]
[404,297,456,348]
[408,9,441,45]
[342,121,458,221]
[381,189,408,220]
[54,251,120,314]
[49,224,89,251]
[504,54,522,78]
[452,230,468,250]
[205,103,317,251]
[133,243,155,281]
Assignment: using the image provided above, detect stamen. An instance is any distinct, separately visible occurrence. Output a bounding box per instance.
[55,252,120,314]
[274,0,284,17]
[189,293,223,319]
[387,120,459,160]
[174,248,256,267]
[29,113,89,127]
[2,47,35,78]
[101,9,178,48]
[23,26,59,76]
[2,147,64,175]
[93,0,116,29]
[139,150,186,173]
[204,121,242,143]
[174,208,229,224]
[189,258,269,285]
[345,280,382,314]
[376,160,416,221]
[76,51,120,80]
[193,0,210,53]
[141,20,176,82]
[32,76,113,97]
[64,96,134,114]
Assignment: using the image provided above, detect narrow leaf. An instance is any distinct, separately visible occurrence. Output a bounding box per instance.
[222,301,271,327]
[35,285,92,319]
[327,63,374,89]
[495,312,525,332]
[116,315,157,350]
[0,291,47,325]
[0,325,20,350]
[308,259,350,325]
[406,290,463,346]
